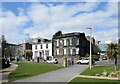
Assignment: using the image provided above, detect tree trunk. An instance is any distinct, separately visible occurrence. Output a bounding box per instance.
[114,57,117,71]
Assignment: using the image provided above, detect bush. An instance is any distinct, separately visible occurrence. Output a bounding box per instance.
[108,72,118,77]
[101,70,108,77]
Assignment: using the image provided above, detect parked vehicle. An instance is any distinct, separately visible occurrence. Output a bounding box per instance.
[102,56,107,60]
[77,58,95,64]
[77,58,89,64]
[46,58,58,64]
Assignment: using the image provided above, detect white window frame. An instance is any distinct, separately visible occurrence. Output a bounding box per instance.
[64,39,67,46]
[35,51,38,57]
[70,48,72,55]
[56,39,59,46]
[76,48,79,54]
[46,44,48,49]
[45,50,49,56]
[56,49,59,55]
[35,45,37,49]
[70,39,72,45]
[64,48,66,55]
[76,39,79,45]
[41,44,42,49]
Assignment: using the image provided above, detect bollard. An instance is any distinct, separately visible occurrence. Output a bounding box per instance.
[63,57,67,67]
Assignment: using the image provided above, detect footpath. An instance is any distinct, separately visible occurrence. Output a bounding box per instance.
[0,63,18,84]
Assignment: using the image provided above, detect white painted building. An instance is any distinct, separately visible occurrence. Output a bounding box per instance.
[32,37,52,61]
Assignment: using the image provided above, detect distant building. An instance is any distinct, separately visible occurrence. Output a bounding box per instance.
[98,44,108,56]
[85,36,95,45]
[52,31,92,63]
[21,43,32,56]
[32,37,52,61]
[105,41,112,44]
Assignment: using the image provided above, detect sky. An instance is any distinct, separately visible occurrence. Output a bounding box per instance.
[0,1,119,44]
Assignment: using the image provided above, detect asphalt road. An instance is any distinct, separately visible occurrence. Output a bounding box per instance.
[15,64,88,82]
[95,59,115,66]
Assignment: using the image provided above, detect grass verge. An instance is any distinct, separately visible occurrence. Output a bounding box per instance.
[69,66,119,84]
[9,62,63,82]
[69,77,119,84]
[80,66,115,76]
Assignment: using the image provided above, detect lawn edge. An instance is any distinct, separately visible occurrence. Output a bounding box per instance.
[78,75,119,80]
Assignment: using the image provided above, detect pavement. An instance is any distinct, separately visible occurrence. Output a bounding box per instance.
[15,64,88,82]
[0,63,18,84]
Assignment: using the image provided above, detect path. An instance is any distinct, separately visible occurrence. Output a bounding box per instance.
[15,64,88,82]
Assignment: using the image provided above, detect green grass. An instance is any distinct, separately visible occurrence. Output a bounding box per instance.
[9,62,63,82]
[69,66,119,84]
[69,77,119,84]
[80,66,115,76]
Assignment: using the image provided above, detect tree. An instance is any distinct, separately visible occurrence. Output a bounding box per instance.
[4,47,15,60]
[107,43,118,71]
[26,51,33,61]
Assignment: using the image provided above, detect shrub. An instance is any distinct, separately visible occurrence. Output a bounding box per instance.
[101,70,108,77]
[108,72,118,77]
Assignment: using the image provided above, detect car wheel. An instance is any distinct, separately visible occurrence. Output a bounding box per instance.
[77,62,80,64]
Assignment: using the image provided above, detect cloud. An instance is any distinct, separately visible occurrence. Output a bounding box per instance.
[93,28,118,43]
[1,8,29,43]
[1,2,118,44]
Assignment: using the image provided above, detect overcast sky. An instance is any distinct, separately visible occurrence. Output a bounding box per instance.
[0,1,118,44]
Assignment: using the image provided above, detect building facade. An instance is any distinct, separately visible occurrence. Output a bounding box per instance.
[21,43,32,56]
[32,37,52,61]
[52,31,90,58]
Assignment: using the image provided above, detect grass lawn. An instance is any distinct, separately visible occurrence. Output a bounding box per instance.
[69,66,119,84]
[69,77,119,84]
[80,66,115,76]
[9,62,63,82]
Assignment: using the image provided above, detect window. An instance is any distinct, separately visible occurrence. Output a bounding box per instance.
[64,48,66,55]
[41,44,42,49]
[46,44,48,49]
[45,50,49,56]
[76,38,79,45]
[76,48,79,54]
[56,39,59,46]
[70,39,72,45]
[38,39,41,43]
[64,39,66,46]
[56,49,59,55]
[70,48,72,55]
[35,45,37,49]
[35,51,38,57]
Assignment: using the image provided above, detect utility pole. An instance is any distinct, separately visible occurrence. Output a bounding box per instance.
[86,28,92,69]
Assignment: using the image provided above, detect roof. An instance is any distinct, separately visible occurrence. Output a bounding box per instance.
[53,32,85,39]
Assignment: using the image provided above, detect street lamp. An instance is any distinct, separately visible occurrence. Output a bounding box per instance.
[86,27,92,69]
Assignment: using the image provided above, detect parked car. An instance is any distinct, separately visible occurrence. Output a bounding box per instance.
[102,56,107,60]
[46,58,58,64]
[77,58,89,64]
[77,58,95,64]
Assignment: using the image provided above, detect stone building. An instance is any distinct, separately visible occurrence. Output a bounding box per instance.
[86,36,100,55]
[52,31,90,63]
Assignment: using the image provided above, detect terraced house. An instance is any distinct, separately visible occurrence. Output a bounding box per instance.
[32,37,52,62]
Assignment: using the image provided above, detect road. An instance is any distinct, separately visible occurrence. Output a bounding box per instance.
[15,64,88,82]
[95,59,115,66]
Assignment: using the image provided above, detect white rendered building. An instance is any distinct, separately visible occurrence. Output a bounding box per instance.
[32,37,52,61]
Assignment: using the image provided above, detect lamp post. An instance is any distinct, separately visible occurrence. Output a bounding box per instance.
[86,28,92,69]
